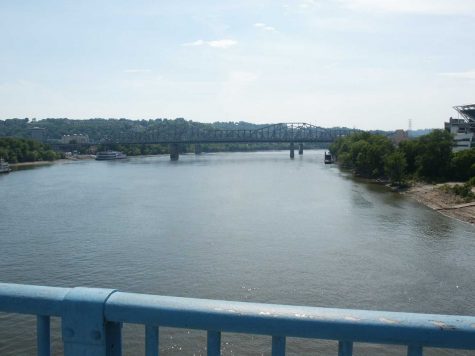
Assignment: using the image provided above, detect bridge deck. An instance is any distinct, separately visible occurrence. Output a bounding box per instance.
[51,123,353,147]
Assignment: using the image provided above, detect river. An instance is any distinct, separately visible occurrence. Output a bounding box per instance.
[0,151,474,355]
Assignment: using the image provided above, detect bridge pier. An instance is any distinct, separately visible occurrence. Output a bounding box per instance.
[298,143,303,155]
[169,144,179,161]
[194,144,202,155]
[290,142,295,159]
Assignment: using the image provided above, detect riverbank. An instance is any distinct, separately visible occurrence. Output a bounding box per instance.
[10,155,94,168]
[10,159,68,167]
[405,183,475,225]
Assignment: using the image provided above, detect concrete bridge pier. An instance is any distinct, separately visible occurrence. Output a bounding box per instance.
[290,142,295,159]
[169,143,179,161]
[298,143,304,155]
[194,144,202,155]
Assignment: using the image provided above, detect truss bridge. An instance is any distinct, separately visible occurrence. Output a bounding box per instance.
[107,123,352,160]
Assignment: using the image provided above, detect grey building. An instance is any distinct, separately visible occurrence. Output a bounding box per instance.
[445,104,475,151]
[29,127,47,142]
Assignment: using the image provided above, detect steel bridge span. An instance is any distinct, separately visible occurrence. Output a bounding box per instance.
[96,123,353,160]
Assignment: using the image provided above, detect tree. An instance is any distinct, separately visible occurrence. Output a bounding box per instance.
[0,137,59,163]
[398,139,419,175]
[42,150,58,161]
[451,148,475,181]
[385,151,407,185]
[414,130,453,181]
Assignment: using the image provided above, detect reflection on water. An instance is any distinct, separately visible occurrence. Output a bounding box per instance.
[0,151,474,355]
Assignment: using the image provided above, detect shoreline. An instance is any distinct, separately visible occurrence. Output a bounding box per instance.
[335,164,475,226]
[11,159,68,168]
[404,183,475,225]
[11,156,94,168]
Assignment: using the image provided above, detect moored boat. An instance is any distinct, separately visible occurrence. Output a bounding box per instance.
[324,151,334,164]
[95,151,127,160]
[0,158,12,173]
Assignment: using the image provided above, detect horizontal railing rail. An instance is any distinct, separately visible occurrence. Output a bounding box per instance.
[1,282,475,356]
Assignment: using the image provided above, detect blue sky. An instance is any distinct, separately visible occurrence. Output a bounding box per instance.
[1,0,474,129]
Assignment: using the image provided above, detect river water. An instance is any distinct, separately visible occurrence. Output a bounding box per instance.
[0,151,474,355]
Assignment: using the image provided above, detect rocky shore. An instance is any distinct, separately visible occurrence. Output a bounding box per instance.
[405,183,475,225]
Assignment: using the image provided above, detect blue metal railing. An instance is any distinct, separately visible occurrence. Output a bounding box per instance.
[1,282,475,356]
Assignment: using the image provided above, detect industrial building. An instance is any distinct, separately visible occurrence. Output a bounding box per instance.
[445,104,475,151]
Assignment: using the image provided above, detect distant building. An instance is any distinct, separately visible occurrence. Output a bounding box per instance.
[445,104,475,152]
[390,129,409,145]
[61,134,89,144]
[29,127,47,142]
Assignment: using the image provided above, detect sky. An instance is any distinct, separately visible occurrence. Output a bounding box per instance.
[1,0,474,130]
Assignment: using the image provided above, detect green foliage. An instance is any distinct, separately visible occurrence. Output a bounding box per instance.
[398,139,419,174]
[413,130,453,181]
[449,183,475,202]
[0,118,271,142]
[451,148,475,181]
[330,132,394,178]
[440,180,475,201]
[0,137,61,163]
[330,129,456,184]
[384,151,407,185]
[98,144,167,156]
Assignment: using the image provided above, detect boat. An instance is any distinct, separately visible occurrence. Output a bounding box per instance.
[95,151,127,161]
[0,158,12,173]
[324,151,334,164]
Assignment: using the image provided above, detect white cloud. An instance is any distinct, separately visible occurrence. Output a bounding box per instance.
[183,40,205,47]
[254,23,276,32]
[124,69,152,74]
[338,0,475,15]
[207,39,238,48]
[182,39,237,49]
[314,17,372,32]
[299,0,319,9]
[439,70,475,80]
[228,71,259,83]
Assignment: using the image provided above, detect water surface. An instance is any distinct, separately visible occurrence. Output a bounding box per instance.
[0,151,474,355]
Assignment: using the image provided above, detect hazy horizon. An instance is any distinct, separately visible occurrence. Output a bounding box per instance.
[0,116,441,132]
[1,1,474,130]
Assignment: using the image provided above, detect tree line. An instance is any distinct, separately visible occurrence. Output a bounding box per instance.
[329,130,475,189]
[0,118,271,142]
[0,137,62,163]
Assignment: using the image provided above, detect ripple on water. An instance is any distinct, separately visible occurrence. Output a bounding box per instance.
[0,152,474,355]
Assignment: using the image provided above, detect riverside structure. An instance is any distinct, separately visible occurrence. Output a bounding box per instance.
[445,104,475,151]
[51,122,353,161]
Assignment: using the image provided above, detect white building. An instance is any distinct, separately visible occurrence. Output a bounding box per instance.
[445,104,475,152]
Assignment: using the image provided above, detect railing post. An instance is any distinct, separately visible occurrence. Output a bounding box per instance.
[61,287,121,356]
[145,325,159,356]
[407,345,423,356]
[106,321,122,356]
[272,336,286,356]
[37,315,50,356]
[207,330,221,356]
[338,341,353,356]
